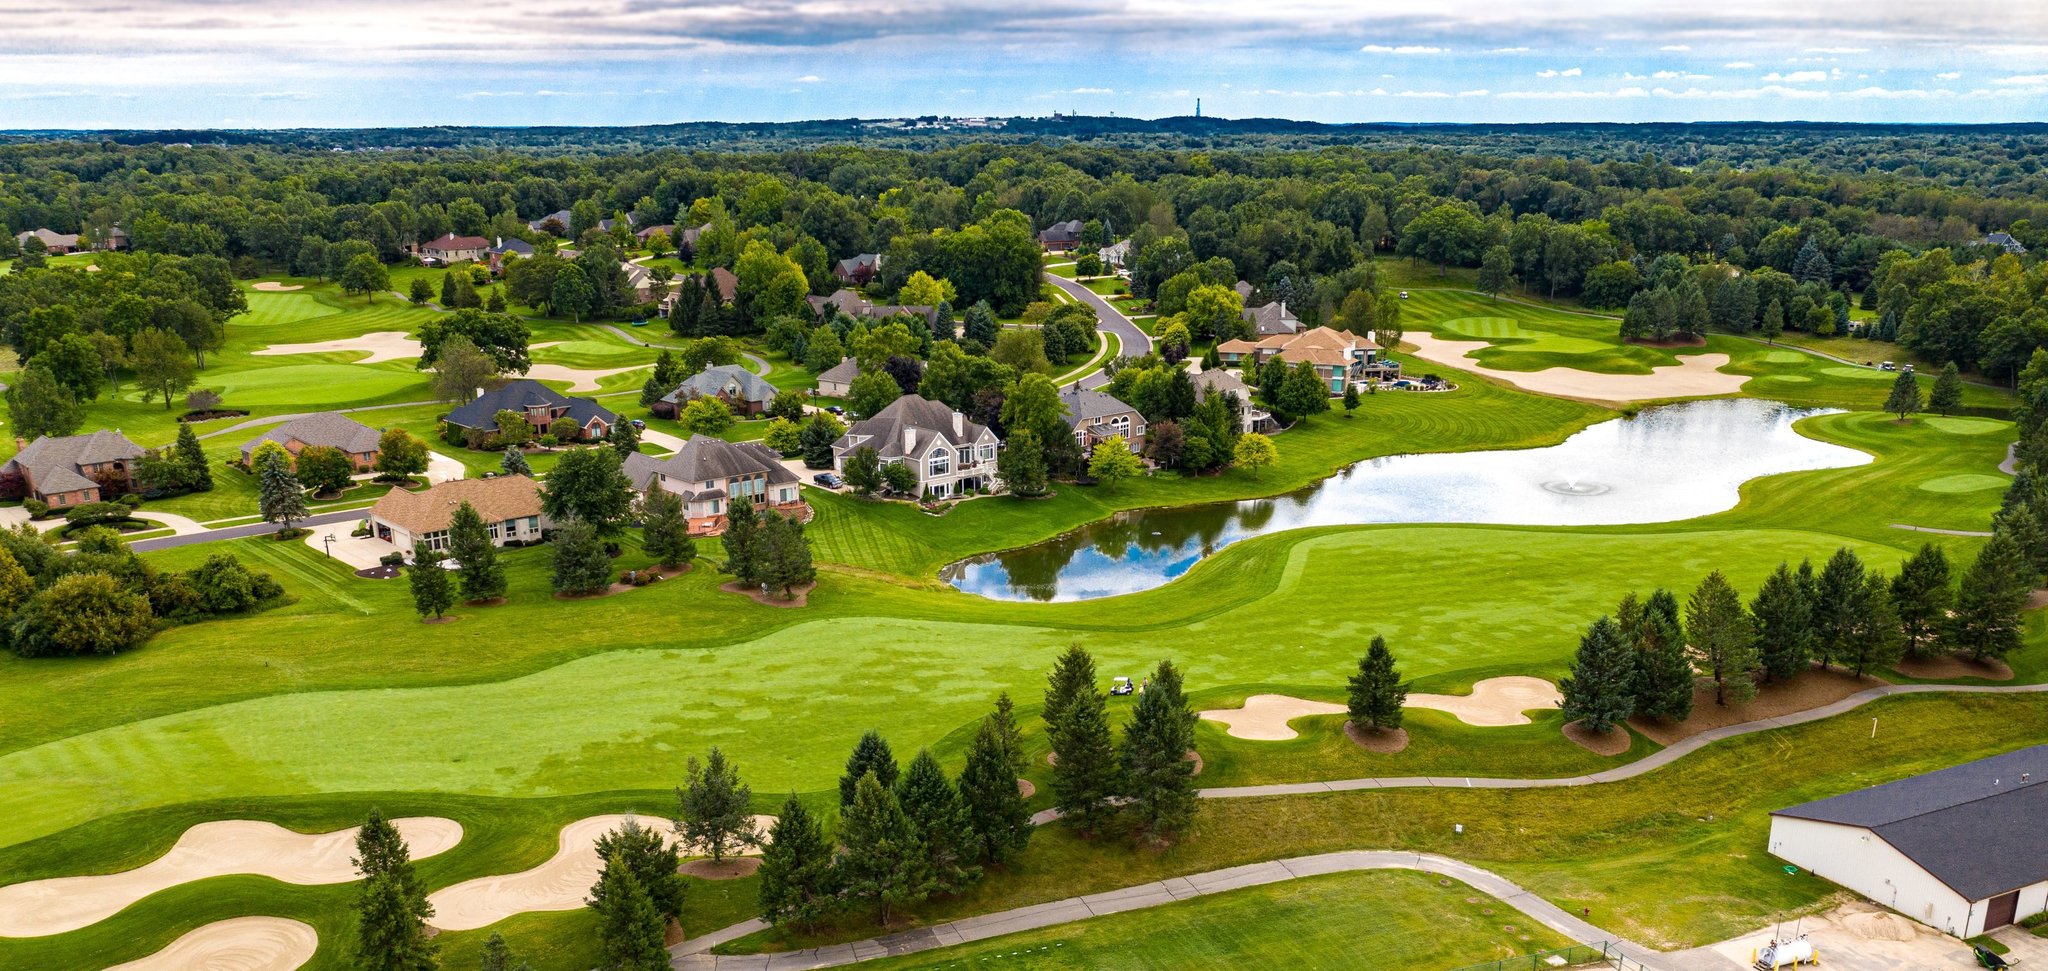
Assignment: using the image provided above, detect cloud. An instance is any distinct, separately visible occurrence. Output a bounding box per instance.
[1497,87,1648,100]
[1934,72,1961,81]
[251,91,314,101]
[1456,89,1489,97]
[1360,45,1444,55]
[1659,45,1691,52]
[1805,46,1869,53]
[793,75,822,83]
[1066,87,1114,94]
[1535,67,1581,78]
[1994,73,2048,85]
[1724,61,1756,68]
[1762,71,1829,83]
[1486,46,1530,53]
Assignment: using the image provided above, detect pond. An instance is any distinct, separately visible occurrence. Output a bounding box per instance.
[942,399,1871,602]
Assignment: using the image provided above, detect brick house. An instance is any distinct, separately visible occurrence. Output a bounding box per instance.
[239,412,383,471]
[1,430,145,509]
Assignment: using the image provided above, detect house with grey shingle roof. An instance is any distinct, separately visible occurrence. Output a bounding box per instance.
[1037,219,1084,252]
[240,412,384,471]
[831,394,1000,498]
[654,364,779,419]
[638,435,805,535]
[815,358,863,397]
[1982,232,2029,256]
[1058,387,1145,457]
[1,430,144,509]
[1242,301,1303,337]
[443,379,617,444]
[834,253,881,286]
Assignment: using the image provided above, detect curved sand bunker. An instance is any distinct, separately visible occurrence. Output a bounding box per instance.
[0,817,461,937]
[1404,332,1745,403]
[249,281,304,292]
[254,331,422,364]
[104,916,318,971]
[524,363,646,393]
[1199,677,1563,740]
[427,813,775,932]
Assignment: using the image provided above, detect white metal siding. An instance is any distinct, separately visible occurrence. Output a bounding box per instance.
[1768,816,1975,936]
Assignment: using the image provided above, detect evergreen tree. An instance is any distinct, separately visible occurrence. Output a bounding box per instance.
[957,715,1032,866]
[1891,544,1954,658]
[479,932,532,971]
[1119,659,1199,845]
[500,447,532,476]
[352,810,438,971]
[174,423,213,491]
[1559,616,1636,733]
[896,749,981,894]
[992,692,1030,780]
[720,496,763,587]
[836,772,932,925]
[592,817,685,923]
[1345,635,1407,732]
[1687,571,1759,706]
[549,518,612,595]
[407,542,453,620]
[1760,298,1784,343]
[638,487,695,569]
[1993,500,2048,584]
[605,418,640,458]
[1342,383,1361,419]
[587,851,668,971]
[839,729,899,806]
[676,747,758,864]
[1946,534,2031,662]
[252,441,310,532]
[1751,562,1815,682]
[963,301,999,346]
[1838,571,1905,677]
[757,794,835,931]
[447,500,507,603]
[1047,649,1121,836]
[1812,548,1868,670]
[1621,589,1694,721]
[1883,369,1923,420]
[1929,362,1964,416]
[758,512,815,599]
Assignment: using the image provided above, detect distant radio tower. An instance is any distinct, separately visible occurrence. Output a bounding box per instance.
[1196,98,1202,118]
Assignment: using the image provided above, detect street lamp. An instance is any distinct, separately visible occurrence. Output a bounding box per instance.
[322,533,335,558]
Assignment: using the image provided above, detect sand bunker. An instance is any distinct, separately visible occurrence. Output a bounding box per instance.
[254,331,422,364]
[1199,677,1561,740]
[1404,332,1746,403]
[104,916,318,971]
[0,817,460,937]
[250,282,304,292]
[1200,695,1347,740]
[524,363,645,392]
[427,813,774,932]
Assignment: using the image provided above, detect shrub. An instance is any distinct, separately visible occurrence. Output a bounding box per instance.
[9,572,156,657]
[185,554,282,615]
[379,551,406,567]
[118,493,143,508]
[23,499,48,518]
[63,501,131,528]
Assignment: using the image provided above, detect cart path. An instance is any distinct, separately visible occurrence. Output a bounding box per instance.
[671,851,1665,970]
[1890,524,1996,537]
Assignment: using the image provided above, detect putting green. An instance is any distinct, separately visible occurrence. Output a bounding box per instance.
[1819,366,1896,382]
[1762,350,1807,364]
[132,364,424,407]
[238,292,344,328]
[1437,316,1541,339]
[1916,473,2011,494]
[1925,416,2007,435]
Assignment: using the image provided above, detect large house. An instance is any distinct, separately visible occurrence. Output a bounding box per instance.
[1242,301,1303,337]
[1191,369,1276,434]
[832,395,1001,498]
[1037,219,1084,252]
[623,435,805,535]
[802,289,937,329]
[674,222,714,256]
[98,226,129,252]
[635,223,675,245]
[368,475,549,554]
[816,358,864,397]
[527,211,634,236]
[486,237,534,274]
[1098,239,1131,271]
[15,229,80,255]
[1215,326,1399,395]
[1059,387,1146,456]
[240,412,383,471]
[1,430,144,509]
[655,364,778,419]
[443,379,618,444]
[621,261,655,302]
[834,253,881,286]
[422,233,489,263]
[1983,232,2030,256]
[1768,745,2048,939]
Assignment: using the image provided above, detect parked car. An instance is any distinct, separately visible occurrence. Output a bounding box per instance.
[813,472,844,488]
[1903,364,1916,374]
[630,419,646,429]
[825,405,846,417]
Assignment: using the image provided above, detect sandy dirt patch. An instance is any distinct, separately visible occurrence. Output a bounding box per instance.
[1200,695,1347,740]
[1343,723,1410,754]
[525,363,645,393]
[104,916,319,971]
[1404,332,1746,403]
[1409,676,1562,726]
[428,814,775,932]
[250,281,304,292]
[1561,719,1633,756]
[254,331,422,364]
[1894,655,2014,681]
[1708,899,1979,970]
[680,857,762,881]
[0,817,460,937]
[1628,667,1884,746]
[1017,778,1036,799]
[721,579,814,607]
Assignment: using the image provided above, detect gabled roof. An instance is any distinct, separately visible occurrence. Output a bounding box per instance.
[424,233,489,252]
[808,289,870,318]
[527,210,573,232]
[1233,280,1255,300]
[1191,368,1252,398]
[1037,219,1083,242]
[16,228,80,249]
[704,267,737,303]
[241,412,382,458]
[662,364,777,406]
[677,222,713,246]
[649,434,798,490]
[2,430,144,494]
[833,394,995,462]
[444,379,618,431]
[1242,302,1302,337]
[370,474,544,535]
[1226,325,1375,368]
[622,451,663,492]
[489,237,535,256]
[1058,387,1142,428]
[636,223,676,240]
[836,253,880,275]
[1773,744,2048,902]
[816,358,862,386]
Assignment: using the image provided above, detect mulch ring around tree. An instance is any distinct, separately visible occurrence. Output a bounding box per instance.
[355,564,401,579]
[461,597,508,608]
[554,563,693,600]
[679,857,761,881]
[1626,667,1884,746]
[1343,722,1410,754]
[721,580,815,608]
[1562,719,1632,756]
[1893,654,2014,682]
[1046,750,1202,775]
[420,615,462,626]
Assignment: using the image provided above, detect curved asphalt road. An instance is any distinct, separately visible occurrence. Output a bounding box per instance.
[1042,272,1150,390]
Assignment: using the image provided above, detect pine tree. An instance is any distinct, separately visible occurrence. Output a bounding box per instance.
[1559,616,1636,733]
[1623,589,1695,721]
[896,749,981,894]
[352,810,438,971]
[1041,642,1095,732]
[1993,500,2048,584]
[638,487,696,569]
[1839,571,1905,677]
[757,794,835,931]
[720,496,762,587]
[174,423,212,491]
[549,518,612,595]
[836,771,932,925]
[1751,562,1815,682]
[1760,298,1784,343]
[447,500,507,603]
[990,692,1029,781]
[1119,659,1199,845]
[1929,362,1964,416]
[587,851,668,971]
[406,542,453,620]
[957,715,1031,866]
[253,442,310,532]
[1043,644,1120,835]
[839,729,899,806]
[1687,571,1759,706]
[1884,369,1923,420]
[676,747,758,864]
[606,418,639,458]
[592,817,685,924]
[500,447,532,476]
[758,512,815,599]
[1346,635,1407,732]
[1891,544,1953,658]
[479,931,532,971]
[1812,548,1867,670]
[1946,534,2031,662]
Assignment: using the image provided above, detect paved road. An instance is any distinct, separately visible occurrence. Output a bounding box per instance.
[129,509,364,552]
[673,851,1663,971]
[1042,273,1149,390]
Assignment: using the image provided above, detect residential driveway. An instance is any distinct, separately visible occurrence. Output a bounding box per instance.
[132,511,208,536]
[425,450,467,484]
[638,426,686,453]
[1043,272,1150,389]
[1675,901,1985,971]
[301,523,395,571]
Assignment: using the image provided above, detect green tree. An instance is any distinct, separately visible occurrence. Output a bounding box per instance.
[1839,571,1905,677]
[406,542,453,620]
[294,444,355,497]
[719,495,765,587]
[1045,644,1120,836]
[757,794,835,931]
[1760,298,1784,343]
[1883,369,1923,420]
[846,370,903,420]
[762,417,803,456]
[996,429,1050,497]
[1751,561,1815,682]
[676,747,759,864]
[899,270,957,308]
[375,428,430,482]
[1687,571,1759,706]
[351,810,437,971]
[478,932,531,971]
[1559,616,1635,733]
[880,460,918,495]
[252,441,309,533]
[798,413,841,470]
[1120,658,1199,845]
[1086,436,1142,488]
[963,302,999,346]
[1476,244,1515,300]
[605,417,639,459]
[408,277,433,306]
[839,729,899,806]
[1946,533,2030,662]
[836,771,932,925]
[1928,362,1964,416]
[447,500,507,603]
[174,423,213,491]
[430,334,499,403]
[677,396,734,436]
[549,518,612,595]
[1232,432,1277,479]
[842,445,884,497]
[586,850,668,971]
[758,512,815,599]
[1812,547,1868,670]
[1346,635,1408,732]
[896,748,981,894]
[957,712,1032,866]
[1342,383,1361,419]
[500,447,532,476]
[592,816,685,924]
[637,487,695,569]
[1622,590,1694,722]
[6,572,154,658]
[4,366,83,438]
[30,332,105,402]
[341,254,390,302]
[541,447,634,535]
[551,263,596,322]
[1891,544,1953,658]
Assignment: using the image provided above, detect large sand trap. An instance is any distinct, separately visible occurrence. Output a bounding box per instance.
[1199,677,1561,740]
[524,362,645,392]
[254,331,422,364]
[0,817,461,937]
[104,916,318,971]
[427,813,775,932]
[250,282,304,292]
[1404,332,1746,403]
[1200,695,1347,740]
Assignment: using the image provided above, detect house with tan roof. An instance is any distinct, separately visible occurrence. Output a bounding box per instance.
[816,358,863,397]
[239,412,383,471]
[368,474,549,554]
[1214,326,1399,395]
[422,233,490,263]
[625,435,806,535]
[16,229,81,255]
[1,430,145,509]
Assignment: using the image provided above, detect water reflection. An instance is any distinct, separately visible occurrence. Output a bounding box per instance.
[944,399,1870,602]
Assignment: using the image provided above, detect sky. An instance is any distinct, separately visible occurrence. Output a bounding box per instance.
[2,0,2047,129]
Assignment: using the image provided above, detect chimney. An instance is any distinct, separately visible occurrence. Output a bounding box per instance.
[952,411,964,436]
[904,427,916,453]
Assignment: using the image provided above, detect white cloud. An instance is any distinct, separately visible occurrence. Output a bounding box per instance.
[1456,88,1489,97]
[1498,87,1648,100]
[1805,46,1869,53]
[1361,44,1445,55]
[1724,61,1756,68]
[1762,71,1829,83]
[793,75,822,83]
[1535,67,1582,77]
[1066,87,1114,94]
[1935,71,1961,81]
[1994,73,2048,85]
[1651,71,1712,80]
[1659,45,1691,51]
[1486,46,1530,53]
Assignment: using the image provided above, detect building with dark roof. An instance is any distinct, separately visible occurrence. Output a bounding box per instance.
[442,379,617,444]
[1,430,144,509]
[1037,219,1084,252]
[636,435,805,535]
[831,394,1000,498]
[834,253,881,285]
[1058,387,1145,456]
[815,358,863,397]
[654,364,779,418]
[422,233,489,263]
[1768,745,2048,937]
[240,412,384,471]
[1983,232,2029,256]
